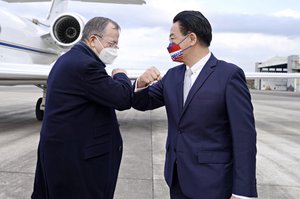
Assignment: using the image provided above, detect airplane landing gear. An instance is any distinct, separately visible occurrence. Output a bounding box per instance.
[35,84,46,121]
[35,97,44,121]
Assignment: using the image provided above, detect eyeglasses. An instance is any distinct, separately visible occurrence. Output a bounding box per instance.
[94,34,119,49]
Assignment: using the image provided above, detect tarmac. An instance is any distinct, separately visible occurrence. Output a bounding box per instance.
[0,86,299,199]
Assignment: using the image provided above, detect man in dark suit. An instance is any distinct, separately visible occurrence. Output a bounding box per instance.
[31,17,132,199]
[133,11,257,199]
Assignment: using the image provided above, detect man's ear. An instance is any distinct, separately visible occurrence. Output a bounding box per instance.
[88,35,97,48]
[189,33,198,46]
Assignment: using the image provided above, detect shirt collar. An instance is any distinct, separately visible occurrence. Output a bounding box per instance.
[186,52,211,74]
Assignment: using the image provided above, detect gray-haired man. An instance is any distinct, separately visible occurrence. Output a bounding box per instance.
[31,17,132,199]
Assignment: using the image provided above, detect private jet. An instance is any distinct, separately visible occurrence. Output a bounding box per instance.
[0,0,145,120]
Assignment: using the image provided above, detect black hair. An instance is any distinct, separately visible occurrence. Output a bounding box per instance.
[173,10,212,47]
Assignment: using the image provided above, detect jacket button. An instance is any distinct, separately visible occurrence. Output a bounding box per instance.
[118,146,122,151]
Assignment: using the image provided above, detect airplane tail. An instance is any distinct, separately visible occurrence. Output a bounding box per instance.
[3,0,145,49]
[3,0,68,22]
[46,0,69,22]
[3,0,145,22]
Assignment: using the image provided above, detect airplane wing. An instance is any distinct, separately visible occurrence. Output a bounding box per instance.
[2,62,300,85]
[0,63,51,85]
[123,71,300,81]
[74,0,145,4]
[123,70,300,81]
[0,63,145,85]
[245,72,300,79]
[3,0,146,4]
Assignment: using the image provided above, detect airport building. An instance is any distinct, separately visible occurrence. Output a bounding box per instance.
[254,55,300,92]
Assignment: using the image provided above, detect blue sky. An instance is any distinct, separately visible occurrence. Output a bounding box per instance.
[1,0,300,72]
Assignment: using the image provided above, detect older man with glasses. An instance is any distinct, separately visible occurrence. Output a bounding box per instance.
[31,17,132,199]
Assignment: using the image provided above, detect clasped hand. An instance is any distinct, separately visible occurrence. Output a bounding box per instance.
[137,67,161,88]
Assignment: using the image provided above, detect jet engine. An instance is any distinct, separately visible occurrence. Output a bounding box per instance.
[50,13,85,49]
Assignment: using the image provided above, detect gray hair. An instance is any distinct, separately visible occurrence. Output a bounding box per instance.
[81,17,120,41]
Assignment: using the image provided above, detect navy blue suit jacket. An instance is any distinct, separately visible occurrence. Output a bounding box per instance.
[133,54,257,199]
[32,42,132,199]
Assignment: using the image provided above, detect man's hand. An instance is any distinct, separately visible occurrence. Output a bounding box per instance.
[112,68,127,76]
[137,67,161,88]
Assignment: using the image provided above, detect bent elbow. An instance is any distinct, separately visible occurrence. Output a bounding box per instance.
[132,103,148,111]
[116,96,132,111]
[117,103,132,111]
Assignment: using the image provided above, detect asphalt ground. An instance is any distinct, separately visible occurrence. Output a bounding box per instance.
[0,86,299,199]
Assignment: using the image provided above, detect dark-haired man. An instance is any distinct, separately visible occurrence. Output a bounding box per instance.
[133,11,257,199]
[31,17,132,199]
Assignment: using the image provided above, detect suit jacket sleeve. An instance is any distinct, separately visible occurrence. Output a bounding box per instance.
[225,67,257,197]
[83,61,132,111]
[132,78,165,111]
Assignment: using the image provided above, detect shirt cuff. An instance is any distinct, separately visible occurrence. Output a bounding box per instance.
[232,194,257,199]
[134,77,148,92]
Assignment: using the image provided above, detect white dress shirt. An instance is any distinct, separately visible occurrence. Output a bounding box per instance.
[185,52,211,86]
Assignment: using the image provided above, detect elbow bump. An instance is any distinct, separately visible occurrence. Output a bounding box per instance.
[118,97,132,111]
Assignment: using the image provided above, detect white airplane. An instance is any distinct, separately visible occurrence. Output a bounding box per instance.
[0,0,145,121]
[1,0,300,121]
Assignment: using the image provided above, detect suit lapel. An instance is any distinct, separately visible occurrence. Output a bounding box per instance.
[179,55,217,121]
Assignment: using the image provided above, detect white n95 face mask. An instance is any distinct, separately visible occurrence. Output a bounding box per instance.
[99,47,118,65]
[95,37,118,65]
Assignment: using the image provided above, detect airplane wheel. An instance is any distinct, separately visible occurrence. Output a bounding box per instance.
[35,97,44,121]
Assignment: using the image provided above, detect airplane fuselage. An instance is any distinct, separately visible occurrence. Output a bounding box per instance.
[0,9,59,65]
[0,0,146,121]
